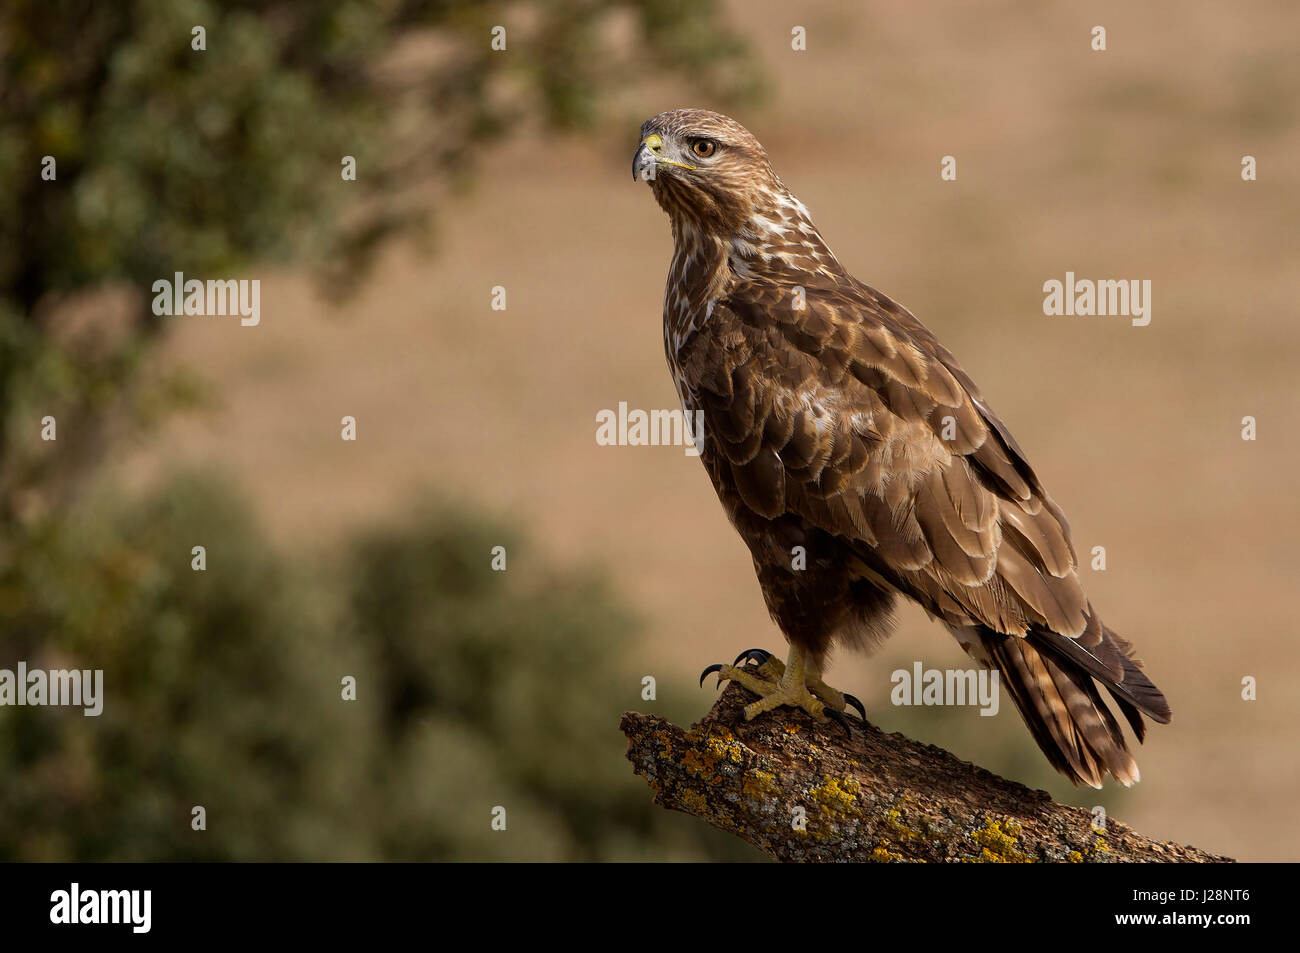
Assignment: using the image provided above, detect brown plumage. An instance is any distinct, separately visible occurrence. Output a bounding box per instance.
[634,108,1171,787]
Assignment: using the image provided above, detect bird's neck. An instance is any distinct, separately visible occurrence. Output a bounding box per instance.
[666,220,731,316]
[668,192,847,301]
[663,190,849,352]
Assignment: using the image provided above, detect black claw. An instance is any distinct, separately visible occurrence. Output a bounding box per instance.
[699,663,724,688]
[732,647,772,667]
[824,709,853,739]
[843,693,867,721]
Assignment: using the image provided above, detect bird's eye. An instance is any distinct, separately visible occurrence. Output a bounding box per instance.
[692,139,717,158]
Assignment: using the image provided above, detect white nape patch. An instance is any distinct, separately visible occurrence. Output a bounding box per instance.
[748,213,789,237]
[774,191,812,220]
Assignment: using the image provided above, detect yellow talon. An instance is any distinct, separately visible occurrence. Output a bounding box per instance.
[716,646,852,723]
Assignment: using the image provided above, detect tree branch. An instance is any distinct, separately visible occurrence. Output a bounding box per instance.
[621,683,1230,863]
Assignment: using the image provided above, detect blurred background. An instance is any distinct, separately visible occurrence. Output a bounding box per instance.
[0,0,1295,861]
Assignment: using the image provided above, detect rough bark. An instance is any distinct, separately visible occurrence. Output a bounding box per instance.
[621,683,1230,863]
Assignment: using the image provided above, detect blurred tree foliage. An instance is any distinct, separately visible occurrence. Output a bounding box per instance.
[0,0,763,859]
[0,475,759,860]
[0,0,761,528]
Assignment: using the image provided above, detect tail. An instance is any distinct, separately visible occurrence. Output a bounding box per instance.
[979,624,1171,788]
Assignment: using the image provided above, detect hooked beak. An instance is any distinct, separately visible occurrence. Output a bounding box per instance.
[632,135,658,182]
[633,132,694,182]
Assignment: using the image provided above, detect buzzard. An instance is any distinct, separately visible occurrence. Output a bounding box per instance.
[633,108,1171,787]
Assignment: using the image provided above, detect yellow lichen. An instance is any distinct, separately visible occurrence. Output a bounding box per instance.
[677,727,747,783]
[681,748,716,780]
[742,769,778,801]
[704,732,745,765]
[866,802,924,860]
[809,776,859,812]
[654,729,673,760]
[1063,829,1111,863]
[967,817,1032,863]
[679,788,710,816]
[882,807,921,842]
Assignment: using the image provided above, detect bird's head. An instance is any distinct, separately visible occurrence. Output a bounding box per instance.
[633,108,781,234]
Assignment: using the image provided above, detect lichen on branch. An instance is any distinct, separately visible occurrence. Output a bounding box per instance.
[620,684,1229,863]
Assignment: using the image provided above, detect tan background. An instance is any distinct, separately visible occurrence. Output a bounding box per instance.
[115,1,1300,860]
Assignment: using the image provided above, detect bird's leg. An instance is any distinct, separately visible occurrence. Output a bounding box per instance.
[701,645,866,726]
[742,652,846,710]
[804,660,860,716]
[740,644,827,720]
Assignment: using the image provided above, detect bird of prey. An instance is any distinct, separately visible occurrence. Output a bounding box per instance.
[633,108,1171,788]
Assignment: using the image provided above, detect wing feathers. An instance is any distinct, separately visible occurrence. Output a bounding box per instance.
[673,282,1169,787]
